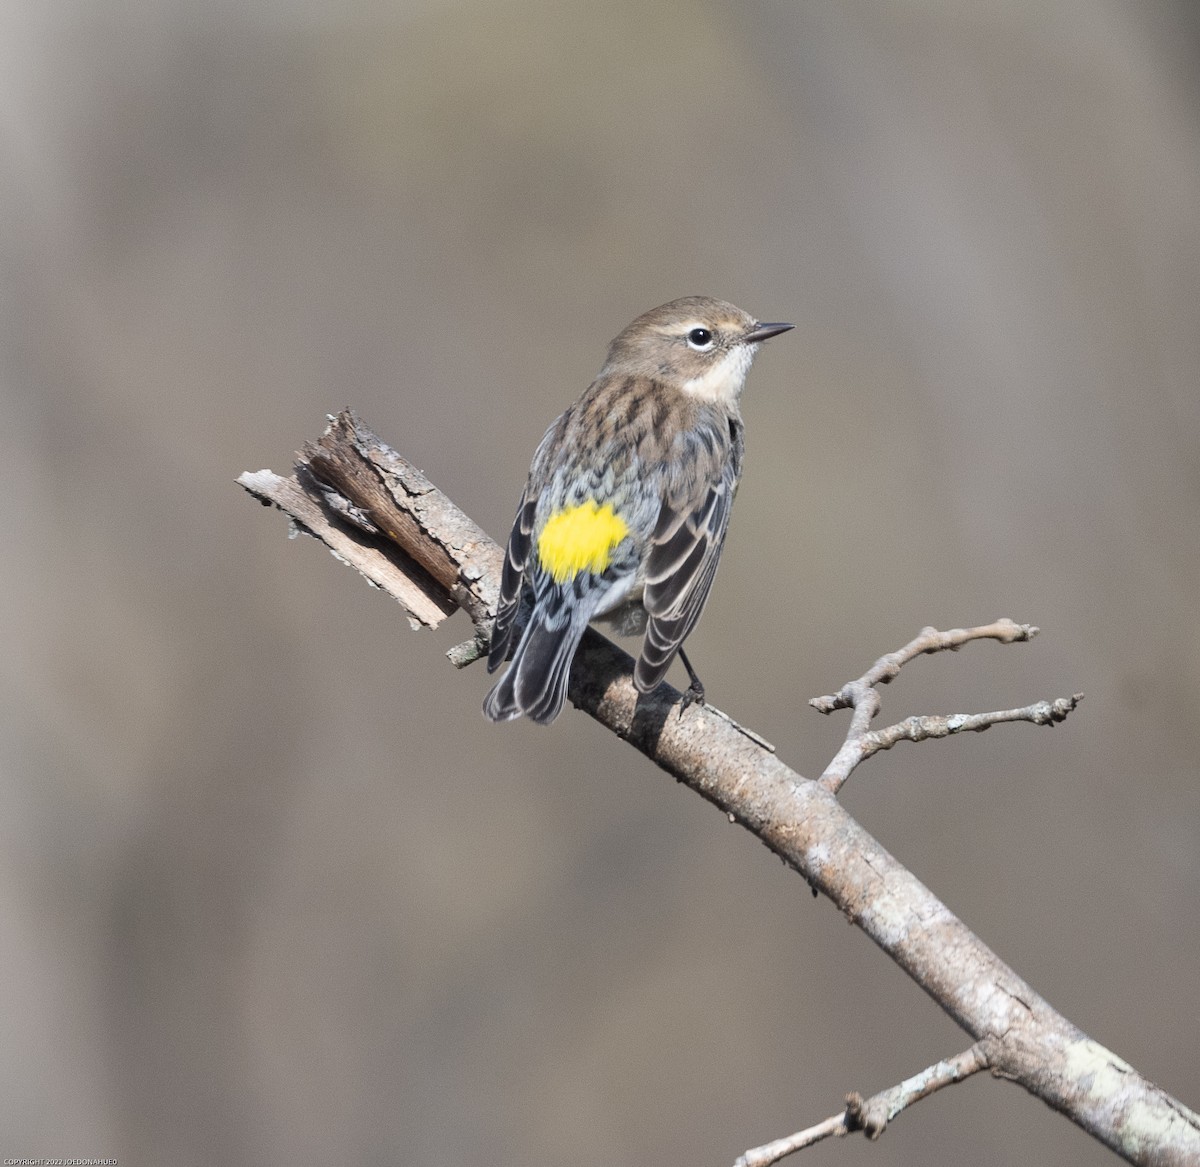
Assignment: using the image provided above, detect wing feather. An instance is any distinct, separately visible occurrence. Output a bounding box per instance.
[486,492,537,672]
[486,414,570,673]
[634,417,742,694]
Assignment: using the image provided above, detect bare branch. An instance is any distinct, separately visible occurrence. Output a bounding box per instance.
[238,467,456,628]
[735,1044,989,1167]
[864,695,1084,756]
[239,411,1200,1166]
[810,620,1040,714]
[810,624,1079,794]
[734,1114,845,1166]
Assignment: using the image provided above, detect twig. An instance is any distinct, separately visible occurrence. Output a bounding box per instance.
[811,620,1041,714]
[810,622,1078,794]
[735,1114,845,1166]
[863,696,1084,757]
[238,410,1200,1166]
[735,1044,989,1167]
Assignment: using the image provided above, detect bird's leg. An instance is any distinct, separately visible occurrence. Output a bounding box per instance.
[677,647,706,714]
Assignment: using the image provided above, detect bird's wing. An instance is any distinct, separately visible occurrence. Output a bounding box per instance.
[635,420,742,693]
[486,415,568,673]
[486,487,537,673]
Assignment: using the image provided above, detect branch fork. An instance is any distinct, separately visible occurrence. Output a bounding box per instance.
[810,620,1082,795]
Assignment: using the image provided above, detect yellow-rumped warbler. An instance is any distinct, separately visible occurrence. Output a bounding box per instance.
[484,296,792,725]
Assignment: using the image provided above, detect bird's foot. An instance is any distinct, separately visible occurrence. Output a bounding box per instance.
[679,677,706,717]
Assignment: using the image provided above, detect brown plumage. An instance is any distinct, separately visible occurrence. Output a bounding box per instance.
[484,296,792,725]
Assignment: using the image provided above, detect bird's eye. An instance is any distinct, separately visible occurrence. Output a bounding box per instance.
[686,327,715,351]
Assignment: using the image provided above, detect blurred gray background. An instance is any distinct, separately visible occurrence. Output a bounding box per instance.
[2,1,1198,1163]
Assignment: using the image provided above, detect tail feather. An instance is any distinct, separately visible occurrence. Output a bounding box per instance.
[483,593,597,725]
[482,666,523,723]
[514,620,583,724]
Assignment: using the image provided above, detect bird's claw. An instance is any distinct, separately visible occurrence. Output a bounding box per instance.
[679,679,706,717]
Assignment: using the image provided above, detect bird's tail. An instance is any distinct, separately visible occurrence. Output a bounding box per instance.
[483,597,596,725]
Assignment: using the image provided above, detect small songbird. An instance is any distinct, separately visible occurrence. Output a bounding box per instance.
[483,296,793,725]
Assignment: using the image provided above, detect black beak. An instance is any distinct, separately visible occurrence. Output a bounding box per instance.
[743,321,795,344]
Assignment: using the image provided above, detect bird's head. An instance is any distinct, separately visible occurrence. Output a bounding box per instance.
[602,296,793,404]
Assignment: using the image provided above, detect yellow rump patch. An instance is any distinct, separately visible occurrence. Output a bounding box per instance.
[537,501,630,583]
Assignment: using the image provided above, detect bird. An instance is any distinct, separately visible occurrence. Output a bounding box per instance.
[483,296,793,725]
